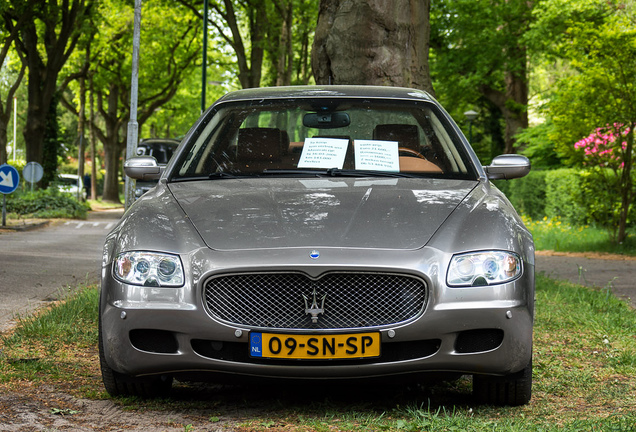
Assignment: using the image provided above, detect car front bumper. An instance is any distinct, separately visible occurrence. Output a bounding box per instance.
[100,247,534,380]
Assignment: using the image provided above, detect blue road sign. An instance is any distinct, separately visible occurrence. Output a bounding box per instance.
[0,164,20,194]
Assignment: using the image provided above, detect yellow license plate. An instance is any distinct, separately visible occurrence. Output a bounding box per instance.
[249,332,380,359]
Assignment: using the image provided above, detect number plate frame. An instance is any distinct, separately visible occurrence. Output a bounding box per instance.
[249,332,381,360]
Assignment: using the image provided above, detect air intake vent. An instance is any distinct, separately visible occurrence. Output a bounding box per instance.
[455,329,504,353]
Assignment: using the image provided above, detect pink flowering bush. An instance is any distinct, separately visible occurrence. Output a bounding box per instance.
[573,122,635,244]
[574,123,630,171]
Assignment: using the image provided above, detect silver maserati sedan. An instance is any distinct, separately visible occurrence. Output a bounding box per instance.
[99,85,534,405]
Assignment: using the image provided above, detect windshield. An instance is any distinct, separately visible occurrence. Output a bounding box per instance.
[172,98,477,180]
[57,176,79,187]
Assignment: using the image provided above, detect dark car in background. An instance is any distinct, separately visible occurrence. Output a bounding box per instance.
[134,138,180,197]
[100,86,534,405]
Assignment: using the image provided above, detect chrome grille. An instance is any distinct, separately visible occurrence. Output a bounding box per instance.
[204,272,427,329]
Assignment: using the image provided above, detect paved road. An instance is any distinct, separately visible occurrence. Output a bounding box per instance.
[0,209,123,333]
[536,251,636,309]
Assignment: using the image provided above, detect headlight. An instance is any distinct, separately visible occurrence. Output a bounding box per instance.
[447,251,521,287]
[114,251,184,287]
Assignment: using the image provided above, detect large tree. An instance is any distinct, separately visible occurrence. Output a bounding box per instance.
[312,0,434,92]
[311,0,434,93]
[3,0,93,166]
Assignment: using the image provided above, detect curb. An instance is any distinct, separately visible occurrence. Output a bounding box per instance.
[0,220,50,232]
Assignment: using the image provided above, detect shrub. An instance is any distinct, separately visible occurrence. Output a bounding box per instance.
[498,167,635,236]
[6,188,89,219]
[573,124,636,243]
[495,170,547,220]
[4,160,27,172]
[544,169,588,226]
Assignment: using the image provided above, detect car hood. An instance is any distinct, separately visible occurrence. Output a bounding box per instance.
[169,177,477,250]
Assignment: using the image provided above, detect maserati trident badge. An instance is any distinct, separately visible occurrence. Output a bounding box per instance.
[303,288,326,324]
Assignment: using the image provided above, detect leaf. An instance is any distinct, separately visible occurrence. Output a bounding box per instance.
[50,407,80,416]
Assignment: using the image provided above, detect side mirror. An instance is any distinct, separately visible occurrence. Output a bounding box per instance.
[485,154,531,180]
[124,156,162,180]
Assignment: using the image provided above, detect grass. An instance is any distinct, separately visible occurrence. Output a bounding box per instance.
[87,198,125,210]
[1,273,635,431]
[0,287,101,396]
[524,216,636,256]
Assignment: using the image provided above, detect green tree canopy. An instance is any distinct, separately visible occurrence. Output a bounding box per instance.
[430,0,533,157]
[3,0,94,172]
[529,0,636,243]
[62,0,202,202]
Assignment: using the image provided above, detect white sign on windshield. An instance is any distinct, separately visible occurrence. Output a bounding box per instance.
[354,140,399,172]
[298,137,349,169]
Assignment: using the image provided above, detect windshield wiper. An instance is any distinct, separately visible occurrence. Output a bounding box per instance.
[324,168,418,178]
[261,169,325,177]
[261,168,419,178]
[208,171,240,179]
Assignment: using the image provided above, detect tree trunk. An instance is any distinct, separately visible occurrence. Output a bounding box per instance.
[298,26,312,84]
[246,0,266,88]
[617,123,635,244]
[274,1,293,86]
[480,66,529,155]
[0,122,7,165]
[23,69,50,164]
[41,92,61,188]
[21,48,59,165]
[0,65,25,165]
[312,0,434,94]
[89,74,97,200]
[76,45,90,200]
[95,85,125,203]
[102,141,123,203]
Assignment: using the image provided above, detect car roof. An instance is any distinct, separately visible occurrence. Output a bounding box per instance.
[214,85,436,104]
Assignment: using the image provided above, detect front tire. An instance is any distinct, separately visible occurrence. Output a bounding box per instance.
[473,360,532,406]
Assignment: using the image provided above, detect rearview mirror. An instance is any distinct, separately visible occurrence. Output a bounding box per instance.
[485,154,531,180]
[303,112,350,129]
[124,156,162,180]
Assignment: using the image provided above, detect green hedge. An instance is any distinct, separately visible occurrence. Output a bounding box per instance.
[496,168,634,230]
[544,169,589,225]
[495,170,547,220]
[6,188,89,219]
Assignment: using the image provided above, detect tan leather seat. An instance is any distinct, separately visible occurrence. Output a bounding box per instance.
[399,156,443,173]
[373,124,443,173]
